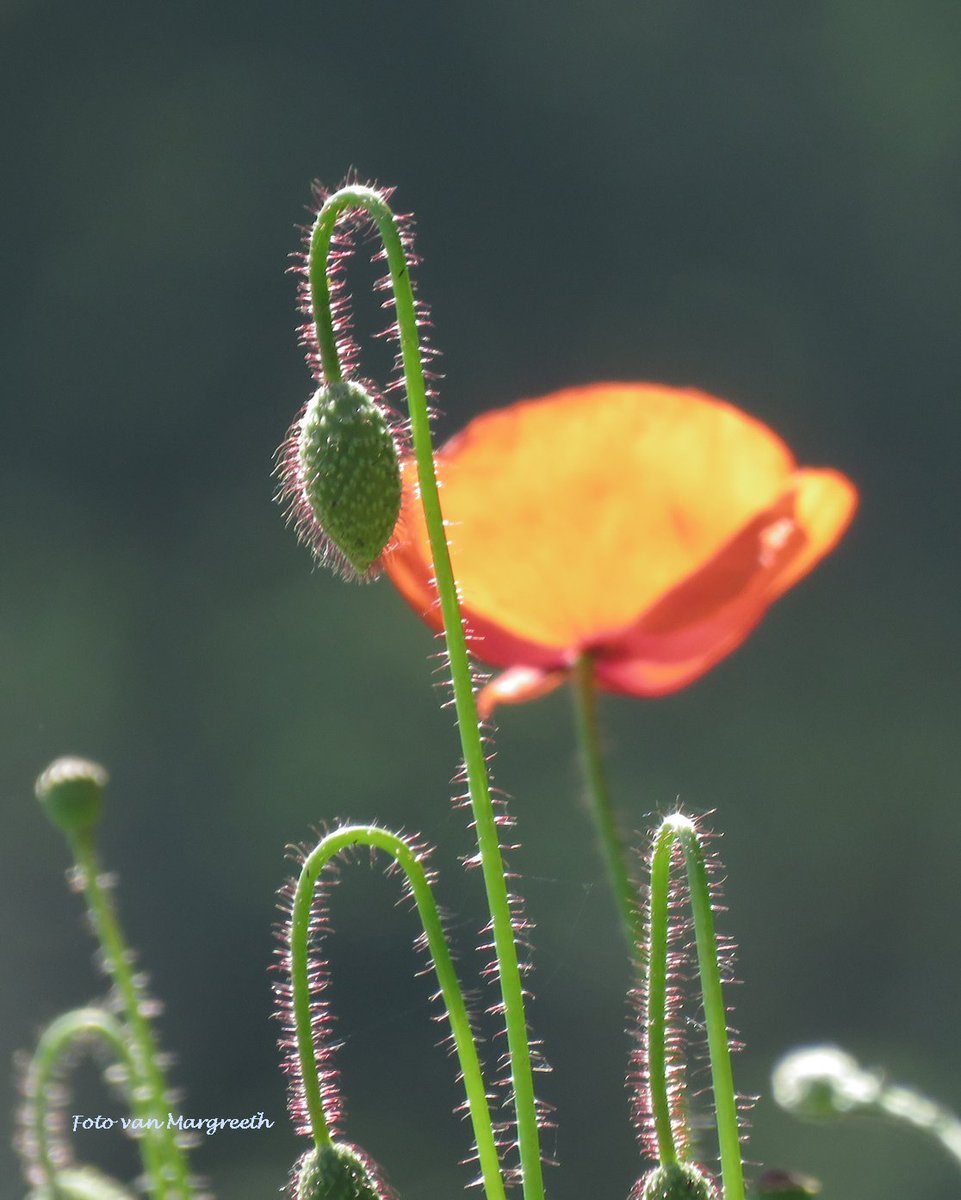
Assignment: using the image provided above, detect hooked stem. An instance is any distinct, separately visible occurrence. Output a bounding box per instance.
[308,186,544,1200]
[289,825,507,1200]
[23,1008,148,1192]
[646,815,744,1200]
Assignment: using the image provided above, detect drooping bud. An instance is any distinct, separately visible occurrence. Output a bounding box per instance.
[294,1142,383,1200]
[286,380,402,578]
[35,757,108,840]
[637,1161,718,1200]
[771,1045,880,1121]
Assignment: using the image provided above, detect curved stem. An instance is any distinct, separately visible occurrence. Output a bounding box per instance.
[308,186,544,1200]
[24,1008,142,1190]
[648,816,744,1200]
[290,824,507,1200]
[875,1083,961,1169]
[571,654,644,958]
[68,834,193,1200]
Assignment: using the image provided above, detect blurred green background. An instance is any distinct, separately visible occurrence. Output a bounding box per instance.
[2,2,960,1197]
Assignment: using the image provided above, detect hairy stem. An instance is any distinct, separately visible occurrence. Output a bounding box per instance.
[68,834,193,1200]
[23,1008,148,1191]
[290,825,507,1200]
[571,654,644,958]
[308,186,544,1200]
[646,821,680,1166]
[876,1084,961,1169]
[648,815,744,1200]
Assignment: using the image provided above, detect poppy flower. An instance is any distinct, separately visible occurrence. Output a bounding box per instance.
[384,383,857,717]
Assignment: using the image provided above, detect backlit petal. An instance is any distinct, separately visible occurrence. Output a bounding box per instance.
[594,468,858,695]
[384,382,858,702]
[388,383,798,647]
[386,496,566,669]
[477,667,569,720]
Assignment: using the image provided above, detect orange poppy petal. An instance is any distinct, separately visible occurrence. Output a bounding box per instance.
[477,667,569,720]
[382,493,441,629]
[385,469,567,670]
[385,383,858,703]
[386,383,800,651]
[593,468,858,696]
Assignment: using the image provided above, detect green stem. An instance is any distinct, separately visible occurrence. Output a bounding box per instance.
[648,815,744,1200]
[24,1008,146,1192]
[571,654,644,958]
[646,823,679,1166]
[69,835,193,1200]
[290,825,507,1200]
[874,1083,961,1169]
[308,186,544,1200]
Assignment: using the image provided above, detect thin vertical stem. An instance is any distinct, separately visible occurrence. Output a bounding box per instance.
[69,834,194,1200]
[678,822,743,1200]
[307,186,544,1200]
[646,822,680,1166]
[571,654,644,958]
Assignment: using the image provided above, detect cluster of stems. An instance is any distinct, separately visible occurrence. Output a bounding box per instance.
[23,765,195,1200]
[287,184,747,1200]
[22,184,749,1200]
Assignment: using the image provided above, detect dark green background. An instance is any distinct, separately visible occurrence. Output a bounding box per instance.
[2,2,959,1197]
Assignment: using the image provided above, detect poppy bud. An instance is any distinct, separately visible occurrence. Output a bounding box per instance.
[296,380,402,577]
[637,1162,718,1200]
[771,1046,880,1120]
[294,1142,383,1200]
[35,757,108,840]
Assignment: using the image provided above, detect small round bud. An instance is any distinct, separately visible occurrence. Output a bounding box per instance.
[772,1045,880,1121]
[35,757,108,838]
[295,1142,382,1200]
[638,1161,718,1200]
[296,380,402,576]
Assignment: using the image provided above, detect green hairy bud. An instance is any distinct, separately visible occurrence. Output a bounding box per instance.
[640,1161,718,1200]
[295,1143,382,1200]
[35,757,108,839]
[295,380,402,577]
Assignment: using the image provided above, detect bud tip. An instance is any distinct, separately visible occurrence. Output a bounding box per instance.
[294,1142,383,1200]
[637,1161,718,1200]
[772,1045,880,1120]
[35,757,108,838]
